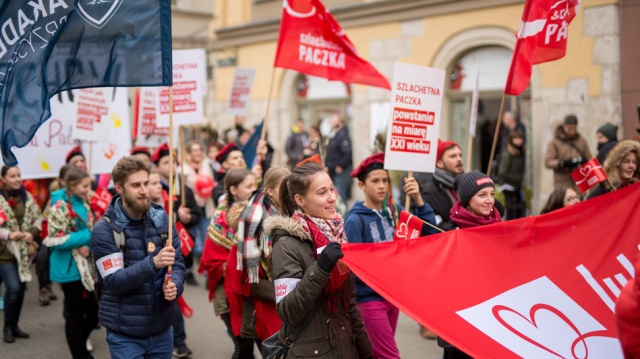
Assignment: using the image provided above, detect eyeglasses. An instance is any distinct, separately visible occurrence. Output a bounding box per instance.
[622,160,638,166]
[564,195,581,203]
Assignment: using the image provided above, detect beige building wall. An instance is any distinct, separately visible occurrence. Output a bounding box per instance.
[208,0,621,212]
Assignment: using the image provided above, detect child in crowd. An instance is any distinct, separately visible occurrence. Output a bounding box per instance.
[344,152,437,359]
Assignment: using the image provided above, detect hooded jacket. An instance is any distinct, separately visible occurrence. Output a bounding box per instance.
[265,215,372,359]
[588,140,640,199]
[90,196,185,339]
[344,201,436,303]
[544,125,591,190]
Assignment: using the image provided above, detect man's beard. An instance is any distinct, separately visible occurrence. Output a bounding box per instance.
[122,189,150,215]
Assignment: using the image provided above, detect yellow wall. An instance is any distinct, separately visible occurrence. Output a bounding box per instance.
[214,0,618,100]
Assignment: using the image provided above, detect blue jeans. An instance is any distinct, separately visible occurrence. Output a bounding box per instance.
[194,208,209,255]
[107,327,173,359]
[0,263,26,326]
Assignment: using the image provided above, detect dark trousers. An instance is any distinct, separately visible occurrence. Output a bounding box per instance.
[61,281,99,359]
[35,245,51,290]
[0,263,26,326]
[173,301,186,346]
[503,189,525,220]
[237,336,262,359]
[221,313,241,359]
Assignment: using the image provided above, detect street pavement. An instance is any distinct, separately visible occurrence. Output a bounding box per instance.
[1,271,442,358]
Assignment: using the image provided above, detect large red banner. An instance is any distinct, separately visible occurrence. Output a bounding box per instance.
[504,0,580,95]
[342,183,640,358]
[274,0,391,89]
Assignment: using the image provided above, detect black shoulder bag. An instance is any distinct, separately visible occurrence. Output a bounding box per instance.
[261,296,324,359]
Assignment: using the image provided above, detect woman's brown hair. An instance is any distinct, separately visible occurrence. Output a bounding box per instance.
[279,163,325,217]
[224,168,252,208]
[540,187,570,215]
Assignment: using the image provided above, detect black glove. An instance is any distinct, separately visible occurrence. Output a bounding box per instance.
[317,242,344,273]
[559,157,582,169]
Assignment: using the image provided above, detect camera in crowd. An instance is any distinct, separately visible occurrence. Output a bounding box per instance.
[559,157,586,170]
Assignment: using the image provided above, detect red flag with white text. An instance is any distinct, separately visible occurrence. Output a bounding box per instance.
[342,183,640,358]
[176,221,195,257]
[504,0,581,95]
[274,0,391,89]
[394,210,423,241]
[572,158,607,193]
[90,187,113,218]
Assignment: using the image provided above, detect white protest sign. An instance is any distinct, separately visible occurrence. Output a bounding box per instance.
[136,87,169,147]
[156,49,206,127]
[469,67,480,138]
[226,67,256,116]
[72,88,110,142]
[4,88,131,178]
[82,88,131,175]
[384,62,445,173]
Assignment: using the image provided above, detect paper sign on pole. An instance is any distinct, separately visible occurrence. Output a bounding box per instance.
[384,62,445,173]
[71,88,110,143]
[226,67,256,116]
[156,49,207,127]
[3,88,131,179]
[469,67,480,138]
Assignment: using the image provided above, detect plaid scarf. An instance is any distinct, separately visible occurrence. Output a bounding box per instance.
[236,190,280,283]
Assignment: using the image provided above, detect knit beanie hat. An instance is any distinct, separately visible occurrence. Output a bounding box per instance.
[453,170,494,207]
[597,123,618,142]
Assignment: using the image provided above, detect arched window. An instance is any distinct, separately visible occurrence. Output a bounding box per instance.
[294,74,351,137]
[447,46,531,173]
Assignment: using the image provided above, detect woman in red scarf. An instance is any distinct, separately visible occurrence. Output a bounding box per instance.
[442,170,502,359]
[264,163,372,358]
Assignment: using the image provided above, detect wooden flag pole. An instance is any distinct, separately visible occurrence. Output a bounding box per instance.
[466,132,473,173]
[87,142,93,175]
[178,126,186,205]
[167,87,175,281]
[405,171,413,210]
[261,67,277,142]
[486,93,507,177]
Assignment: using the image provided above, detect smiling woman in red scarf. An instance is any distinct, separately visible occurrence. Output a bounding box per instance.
[442,170,502,359]
[264,163,372,358]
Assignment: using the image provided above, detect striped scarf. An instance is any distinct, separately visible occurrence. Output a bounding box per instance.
[236,190,280,283]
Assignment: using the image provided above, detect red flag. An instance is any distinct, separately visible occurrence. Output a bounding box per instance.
[342,183,640,358]
[176,221,195,257]
[274,0,391,89]
[90,187,113,218]
[504,0,580,95]
[393,210,423,241]
[572,158,608,193]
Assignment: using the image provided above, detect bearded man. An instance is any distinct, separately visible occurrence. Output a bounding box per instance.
[91,156,185,358]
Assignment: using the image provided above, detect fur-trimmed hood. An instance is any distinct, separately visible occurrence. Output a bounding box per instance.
[603,140,640,190]
[264,215,311,245]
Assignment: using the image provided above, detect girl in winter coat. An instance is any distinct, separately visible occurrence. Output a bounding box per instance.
[264,163,373,359]
[45,166,98,359]
[588,139,640,199]
[199,168,256,358]
[227,166,290,358]
[0,166,42,343]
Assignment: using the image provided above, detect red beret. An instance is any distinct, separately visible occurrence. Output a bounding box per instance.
[150,143,170,164]
[65,146,84,164]
[436,139,460,161]
[296,154,323,167]
[130,146,151,157]
[350,152,385,179]
[215,143,240,163]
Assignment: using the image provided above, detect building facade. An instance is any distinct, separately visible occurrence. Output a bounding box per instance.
[207,0,628,212]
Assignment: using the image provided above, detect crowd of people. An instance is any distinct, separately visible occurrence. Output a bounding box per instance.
[0,112,639,359]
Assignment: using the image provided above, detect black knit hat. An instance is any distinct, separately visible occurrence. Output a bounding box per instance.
[597,123,618,142]
[453,170,495,207]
